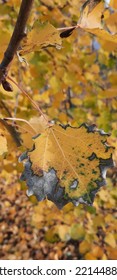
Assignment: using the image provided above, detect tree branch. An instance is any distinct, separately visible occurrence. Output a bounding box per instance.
[0,0,34,85]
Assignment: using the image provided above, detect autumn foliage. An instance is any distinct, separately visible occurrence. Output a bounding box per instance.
[0,0,117,260]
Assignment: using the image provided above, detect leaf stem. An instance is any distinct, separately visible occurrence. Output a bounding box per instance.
[57,25,80,31]
[3,117,37,134]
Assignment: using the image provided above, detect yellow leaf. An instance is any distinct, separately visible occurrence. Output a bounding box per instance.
[0,130,7,156]
[79,240,91,254]
[58,225,70,241]
[20,115,49,148]
[105,233,116,248]
[106,247,117,259]
[45,227,59,243]
[85,252,97,260]
[106,12,117,34]
[85,28,117,44]
[91,245,103,258]
[78,0,117,46]
[20,123,114,208]
[79,1,104,29]
[70,223,85,240]
[20,22,62,55]
[98,87,117,99]
[110,0,117,9]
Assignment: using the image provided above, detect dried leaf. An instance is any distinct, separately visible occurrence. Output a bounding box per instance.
[57,225,70,241]
[70,223,85,240]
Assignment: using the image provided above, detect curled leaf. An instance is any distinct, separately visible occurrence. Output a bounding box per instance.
[2,80,13,92]
[60,27,76,38]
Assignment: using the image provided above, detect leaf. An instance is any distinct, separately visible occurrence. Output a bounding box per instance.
[20,22,62,56]
[85,29,117,44]
[57,225,70,241]
[98,87,117,99]
[19,115,49,149]
[79,0,104,29]
[70,223,85,240]
[105,12,117,34]
[78,0,117,45]
[104,233,116,248]
[110,0,117,9]
[0,129,8,156]
[79,240,91,254]
[45,227,59,243]
[60,27,76,38]
[20,123,114,209]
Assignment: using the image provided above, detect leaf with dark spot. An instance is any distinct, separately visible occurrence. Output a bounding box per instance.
[20,123,114,209]
[60,27,76,38]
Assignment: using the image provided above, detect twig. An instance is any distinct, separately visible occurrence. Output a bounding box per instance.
[0,0,34,84]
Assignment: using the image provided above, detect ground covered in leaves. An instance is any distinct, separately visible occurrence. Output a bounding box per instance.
[0,162,116,260]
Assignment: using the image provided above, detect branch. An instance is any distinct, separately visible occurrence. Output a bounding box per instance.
[0,0,34,86]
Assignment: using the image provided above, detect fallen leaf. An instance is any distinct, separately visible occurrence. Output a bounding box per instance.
[70,223,85,240]
[105,233,116,248]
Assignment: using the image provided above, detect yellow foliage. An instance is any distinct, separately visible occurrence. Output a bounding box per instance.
[79,240,91,254]
[104,233,116,248]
